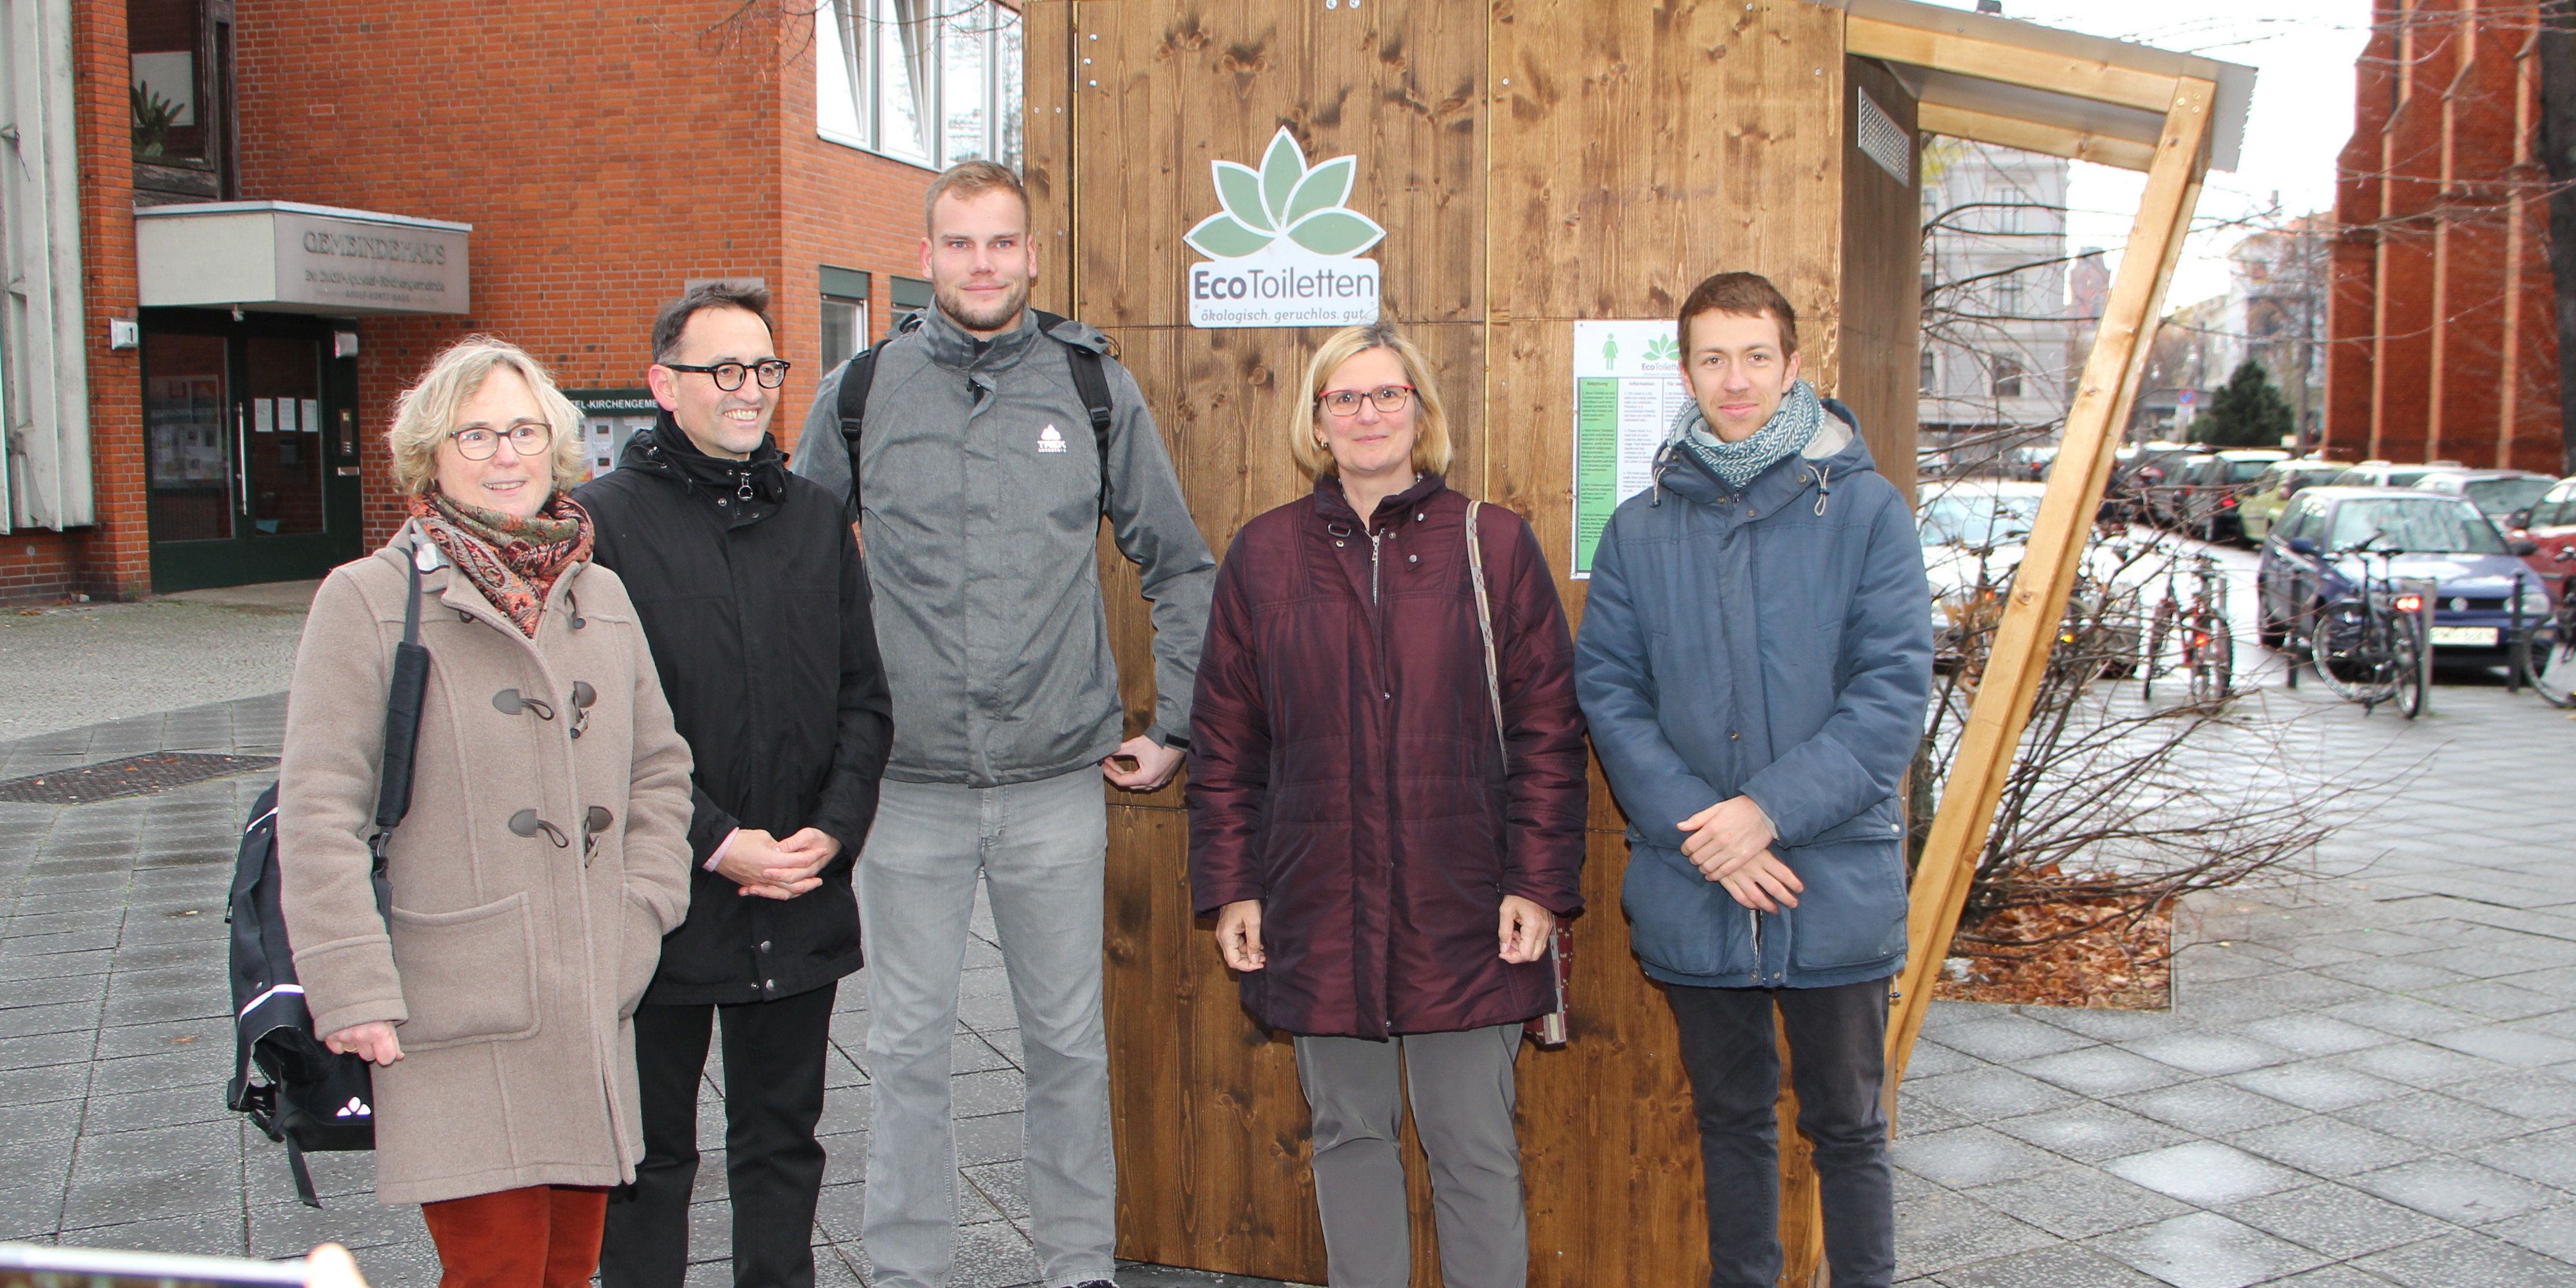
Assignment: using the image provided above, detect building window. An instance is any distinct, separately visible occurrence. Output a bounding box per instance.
[1920,350,1936,394]
[817,0,1022,172]
[129,0,234,200]
[820,265,871,369]
[890,274,933,317]
[1996,273,2023,318]
[1992,357,2024,398]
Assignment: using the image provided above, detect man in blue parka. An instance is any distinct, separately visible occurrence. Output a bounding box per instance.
[1575,271,1932,1288]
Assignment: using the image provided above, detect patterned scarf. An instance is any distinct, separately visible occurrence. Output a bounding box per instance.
[409,490,593,637]
[1670,378,1824,491]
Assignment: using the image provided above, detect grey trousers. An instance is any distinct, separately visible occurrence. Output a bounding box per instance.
[858,771,1115,1288]
[1292,1024,1530,1288]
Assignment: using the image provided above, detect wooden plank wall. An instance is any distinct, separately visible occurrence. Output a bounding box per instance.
[1838,55,1924,506]
[1025,2,1904,1283]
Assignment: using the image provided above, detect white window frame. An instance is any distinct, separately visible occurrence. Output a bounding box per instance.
[0,0,93,532]
[816,0,1022,174]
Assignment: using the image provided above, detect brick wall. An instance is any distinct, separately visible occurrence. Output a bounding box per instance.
[775,14,938,461]
[2325,0,2566,473]
[226,1,938,546]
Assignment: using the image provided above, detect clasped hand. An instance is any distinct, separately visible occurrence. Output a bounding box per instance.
[1214,894,1557,971]
[1678,795,1803,913]
[716,827,842,900]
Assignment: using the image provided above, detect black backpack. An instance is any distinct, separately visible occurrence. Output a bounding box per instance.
[838,309,1117,511]
[227,538,433,1207]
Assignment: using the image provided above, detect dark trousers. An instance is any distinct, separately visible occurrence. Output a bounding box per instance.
[1666,976,1895,1288]
[600,982,837,1288]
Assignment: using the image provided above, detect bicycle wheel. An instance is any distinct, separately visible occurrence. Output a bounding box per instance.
[2390,613,2425,719]
[2526,618,2576,708]
[2310,603,2397,705]
[2190,615,2235,703]
[2143,596,2178,700]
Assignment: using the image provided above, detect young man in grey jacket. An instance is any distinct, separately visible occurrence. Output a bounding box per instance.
[792,161,1215,1288]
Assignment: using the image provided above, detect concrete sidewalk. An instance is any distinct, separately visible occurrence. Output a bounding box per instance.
[0,581,315,743]
[0,680,2570,1286]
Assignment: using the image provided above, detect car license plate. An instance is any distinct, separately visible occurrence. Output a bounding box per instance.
[2429,626,2497,647]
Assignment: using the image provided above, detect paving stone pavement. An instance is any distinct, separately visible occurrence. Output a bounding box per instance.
[1,677,2570,1287]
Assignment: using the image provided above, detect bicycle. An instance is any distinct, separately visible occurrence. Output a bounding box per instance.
[2307,539,2426,718]
[2519,574,2576,708]
[2141,551,2232,703]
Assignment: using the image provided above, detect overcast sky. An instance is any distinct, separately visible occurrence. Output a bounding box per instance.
[1913,0,2375,309]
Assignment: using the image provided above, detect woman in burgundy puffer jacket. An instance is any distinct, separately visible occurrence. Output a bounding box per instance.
[1187,321,1587,1288]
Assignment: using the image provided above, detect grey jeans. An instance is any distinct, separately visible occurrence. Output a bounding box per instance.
[858,771,1115,1288]
[1292,1024,1529,1288]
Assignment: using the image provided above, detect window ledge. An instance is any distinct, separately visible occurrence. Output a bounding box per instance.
[814,127,939,174]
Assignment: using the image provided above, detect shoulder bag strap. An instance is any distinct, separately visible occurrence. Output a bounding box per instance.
[1465,500,1506,762]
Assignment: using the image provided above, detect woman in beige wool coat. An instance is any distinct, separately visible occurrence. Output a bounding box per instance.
[277,336,695,1288]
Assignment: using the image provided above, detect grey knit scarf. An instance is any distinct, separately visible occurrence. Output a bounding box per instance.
[1671,378,1823,491]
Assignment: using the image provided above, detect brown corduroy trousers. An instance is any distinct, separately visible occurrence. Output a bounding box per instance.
[420,1185,611,1288]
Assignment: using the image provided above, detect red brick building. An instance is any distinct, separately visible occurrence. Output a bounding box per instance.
[2324,0,2564,472]
[0,0,1016,603]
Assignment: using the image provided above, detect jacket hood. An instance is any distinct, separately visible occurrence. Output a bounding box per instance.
[916,305,1112,373]
[617,415,788,504]
[1654,400,1877,517]
[1311,470,1448,529]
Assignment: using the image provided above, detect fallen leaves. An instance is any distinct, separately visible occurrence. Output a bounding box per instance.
[1933,894,2173,1011]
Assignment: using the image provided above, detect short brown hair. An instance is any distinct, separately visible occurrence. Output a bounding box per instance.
[1677,271,1799,357]
[925,159,1029,233]
[652,281,774,363]
[1286,322,1453,480]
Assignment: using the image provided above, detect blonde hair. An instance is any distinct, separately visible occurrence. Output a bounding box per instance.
[925,159,1028,233]
[1286,322,1453,479]
[384,336,586,497]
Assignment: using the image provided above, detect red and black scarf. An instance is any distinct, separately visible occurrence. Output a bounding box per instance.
[408,491,594,637]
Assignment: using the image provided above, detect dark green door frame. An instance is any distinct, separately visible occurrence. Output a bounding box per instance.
[144,308,364,592]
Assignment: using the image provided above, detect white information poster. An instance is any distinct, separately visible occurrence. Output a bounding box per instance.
[1570,319,1690,577]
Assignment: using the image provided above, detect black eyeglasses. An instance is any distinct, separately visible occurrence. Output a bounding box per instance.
[450,421,552,461]
[1316,384,1415,418]
[661,359,792,391]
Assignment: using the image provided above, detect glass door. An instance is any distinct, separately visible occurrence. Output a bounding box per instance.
[144,313,363,591]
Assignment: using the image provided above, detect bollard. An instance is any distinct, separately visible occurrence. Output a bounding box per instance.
[2510,572,2527,693]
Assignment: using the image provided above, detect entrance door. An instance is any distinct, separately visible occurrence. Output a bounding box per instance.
[144,311,363,591]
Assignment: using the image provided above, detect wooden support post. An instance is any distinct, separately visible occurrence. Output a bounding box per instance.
[1884,77,2218,1086]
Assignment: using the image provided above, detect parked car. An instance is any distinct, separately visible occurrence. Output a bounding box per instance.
[2507,475,2576,593]
[1918,478,2147,671]
[2328,460,2438,489]
[2175,448,2291,543]
[2148,451,2218,528]
[2254,487,2552,663]
[2414,467,2556,525]
[2238,458,2348,544]
[2109,443,2195,523]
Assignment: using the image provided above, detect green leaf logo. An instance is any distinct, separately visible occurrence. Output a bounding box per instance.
[1644,336,1680,363]
[1185,128,1386,260]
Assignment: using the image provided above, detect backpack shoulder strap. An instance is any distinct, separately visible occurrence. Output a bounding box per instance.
[1031,310,1118,513]
[834,343,883,507]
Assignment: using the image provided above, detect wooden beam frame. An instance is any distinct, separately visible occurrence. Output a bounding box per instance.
[1914,102,2159,172]
[1885,76,2218,1085]
[1847,14,2182,116]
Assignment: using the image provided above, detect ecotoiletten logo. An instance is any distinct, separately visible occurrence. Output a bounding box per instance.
[1184,128,1383,329]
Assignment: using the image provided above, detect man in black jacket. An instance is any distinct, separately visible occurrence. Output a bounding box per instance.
[577,281,892,1288]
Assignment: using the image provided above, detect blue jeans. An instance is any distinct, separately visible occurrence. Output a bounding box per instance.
[1666,976,1896,1288]
[857,770,1115,1288]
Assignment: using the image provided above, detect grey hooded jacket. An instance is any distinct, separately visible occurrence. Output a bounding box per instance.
[793,307,1216,787]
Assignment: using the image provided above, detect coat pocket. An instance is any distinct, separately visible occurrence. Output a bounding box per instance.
[615,889,667,1020]
[1620,844,1757,980]
[388,892,541,1048]
[1780,838,1909,973]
